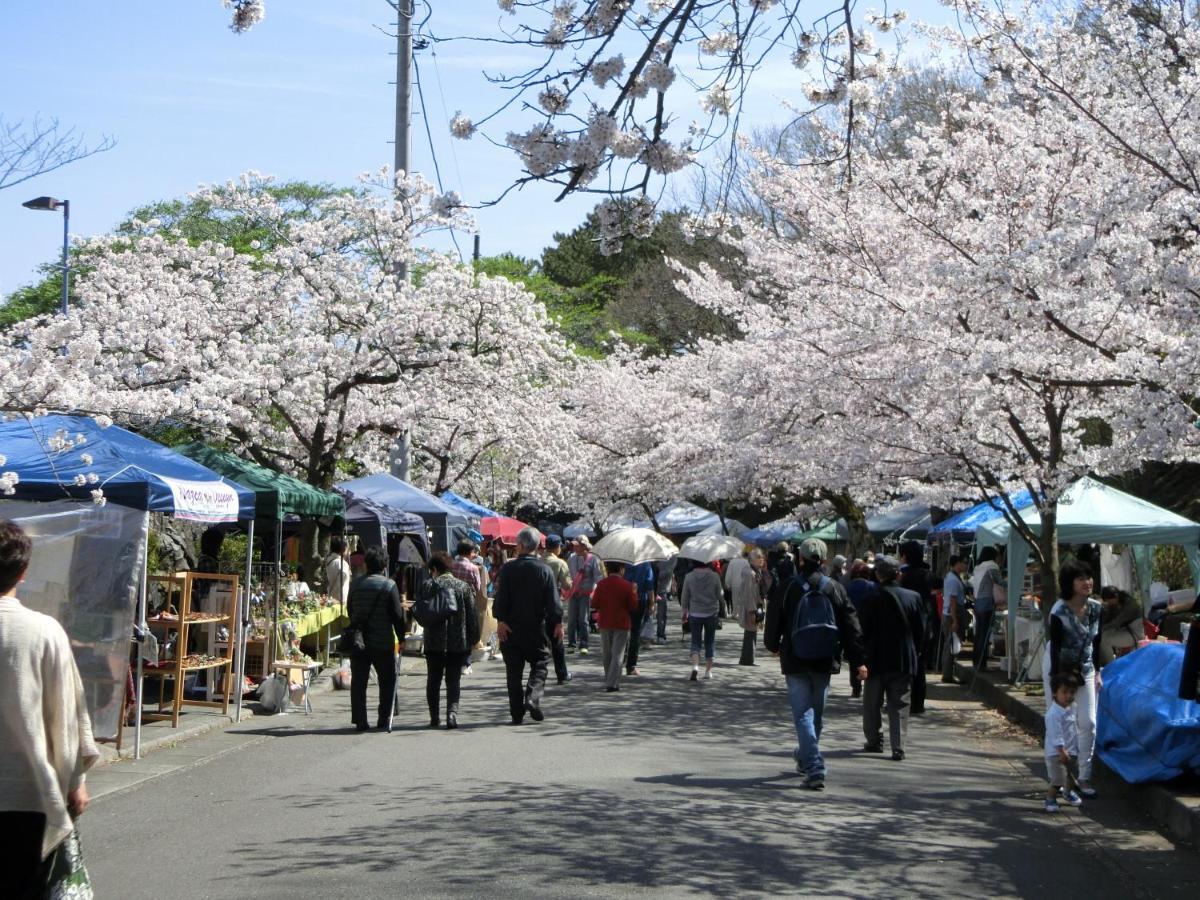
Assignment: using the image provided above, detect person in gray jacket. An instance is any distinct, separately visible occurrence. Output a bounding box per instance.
[861,556,925,761]
[681,561,724,681]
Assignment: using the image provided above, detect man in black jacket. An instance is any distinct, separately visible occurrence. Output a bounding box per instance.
[764,538,867,791]
[862,556,925,761]
[494,527,563,725]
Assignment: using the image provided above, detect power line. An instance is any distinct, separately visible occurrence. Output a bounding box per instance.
[413,53,464,263]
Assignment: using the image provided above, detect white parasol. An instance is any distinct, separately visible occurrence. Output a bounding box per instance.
[677,533,746,564]
[592,527,679,565]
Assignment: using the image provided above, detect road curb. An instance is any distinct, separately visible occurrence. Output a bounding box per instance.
[955,661,1200,854]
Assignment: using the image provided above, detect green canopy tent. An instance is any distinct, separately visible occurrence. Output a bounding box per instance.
[975,476,1200,680]
[174,444,345,689]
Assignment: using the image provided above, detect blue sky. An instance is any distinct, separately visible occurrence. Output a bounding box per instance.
[0,0,956,295]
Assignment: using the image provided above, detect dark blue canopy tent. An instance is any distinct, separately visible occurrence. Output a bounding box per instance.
[927,490,1036,542]
[339,473,476,553]
[332,487,429,558]
[440,490,501,519]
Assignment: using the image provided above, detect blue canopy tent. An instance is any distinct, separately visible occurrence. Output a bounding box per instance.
[340,473,476,553]
[334,488,429,556]
[927,490,1036,542]
[440,490,501,519]
[743,521,804,548]
[0,415,257,755]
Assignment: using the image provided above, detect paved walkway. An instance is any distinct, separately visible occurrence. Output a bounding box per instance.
[83,627,1199,899]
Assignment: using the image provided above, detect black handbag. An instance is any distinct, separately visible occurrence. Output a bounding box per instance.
[339,581,390,655]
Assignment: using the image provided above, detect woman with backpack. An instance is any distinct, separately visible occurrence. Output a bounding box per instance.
[421,551,481,729]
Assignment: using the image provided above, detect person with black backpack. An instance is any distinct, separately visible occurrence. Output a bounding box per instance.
[861,556,925,761]
[764,538,866,791]
[418,552,480,729]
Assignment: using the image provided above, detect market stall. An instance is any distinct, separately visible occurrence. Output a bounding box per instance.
[926,490,1036,544]
[0,415,256,757]
[173,443,345,683]
[654,501,726,536]
[975,477,1200,680]
[440,490,501,519]
[335,487,429,556]
[339,473,475,553]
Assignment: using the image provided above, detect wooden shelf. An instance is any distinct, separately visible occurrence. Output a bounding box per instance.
[143,571,240,727]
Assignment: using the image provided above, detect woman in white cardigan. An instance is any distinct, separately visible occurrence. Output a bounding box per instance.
[0,520,99,898]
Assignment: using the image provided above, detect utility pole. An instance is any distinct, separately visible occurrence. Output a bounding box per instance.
[393,0,413,283]
[390,0,415,481]
[473,233,481,265]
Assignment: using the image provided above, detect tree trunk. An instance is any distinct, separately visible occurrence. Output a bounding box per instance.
[1036,507,1059,612]
[824,490,871,561]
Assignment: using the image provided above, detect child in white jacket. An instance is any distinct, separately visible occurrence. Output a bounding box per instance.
[1044,672,1084,812]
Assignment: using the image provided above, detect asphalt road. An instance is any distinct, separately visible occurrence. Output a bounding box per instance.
[83,626,1199,899]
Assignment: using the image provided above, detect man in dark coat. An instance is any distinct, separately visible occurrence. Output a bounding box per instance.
[346,546,408,732]
[494,527,563,725]
[764,539,866,791]
[898,540,934,714]
[862,555,925,760]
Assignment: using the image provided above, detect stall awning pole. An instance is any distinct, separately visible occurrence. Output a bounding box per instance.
[134,514,150,760]
[234,519,255,723]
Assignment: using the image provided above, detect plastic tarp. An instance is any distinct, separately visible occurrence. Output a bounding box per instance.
[799,519,850,542]
[175,443,343,522]
[1096,643,1200,783]
[0,415,255,522]
[440,491,501,519]
[698,518,750,538]
[743,521,804,548]
[339,473,474,553]
[866,501,932,540]
[333,487,428,553]
[927,490,1036,540]
[3,499,147,742]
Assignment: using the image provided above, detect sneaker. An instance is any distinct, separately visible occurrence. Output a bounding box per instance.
[891,749,906,762]
[462,665,473,676]
[557,672,573,685]
[1077,783,1098,799]
[863,743,884,754]
[1064,790,1083,807]
[579,647,589,656]
[524,701,544,722]
[703,670,713,680]
[689,668,699,681]
[804,774,826,791]
[567,646,577,654]
[1044,798,1060,813]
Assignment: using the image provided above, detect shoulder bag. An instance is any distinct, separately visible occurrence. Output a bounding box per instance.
[339,580,391,655]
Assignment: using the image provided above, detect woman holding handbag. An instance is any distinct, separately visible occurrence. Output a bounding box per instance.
[346,546,408,732]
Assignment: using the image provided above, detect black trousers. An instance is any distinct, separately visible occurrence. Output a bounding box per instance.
[501,638,550,722]
[426,651,466,717]
[626,598,648,672]
[351,648,397,728]
[739,629,756,664]
[547,621,568,681]
[1,811,48,900]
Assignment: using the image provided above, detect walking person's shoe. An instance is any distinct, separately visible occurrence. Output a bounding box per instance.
[703,669,713,680]
[567,645,577,654]
[463,664,474,676]
[605,686,619,693]
[862,743,884,753]
[524,700,545,722]
[428,716,440,729]
[1044,797,1061,813]
[689,667,699,681]
[626,667,640,676]
[557,672,573,685]
[891,749,906,761]
[1064,789,1082,807]
[579,647,589,656]
[803,773,826,791]
[1077,783,1098,799]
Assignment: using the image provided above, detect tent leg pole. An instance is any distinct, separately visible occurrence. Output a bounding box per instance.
[134,522,149,760]
[274,527,282,663]
[235,520,254,723]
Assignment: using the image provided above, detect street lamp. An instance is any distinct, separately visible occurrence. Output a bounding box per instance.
[22,196,70,316]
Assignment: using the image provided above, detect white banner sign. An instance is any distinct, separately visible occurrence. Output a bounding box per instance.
[161,476,242,523]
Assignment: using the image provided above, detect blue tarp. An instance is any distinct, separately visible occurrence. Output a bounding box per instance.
[440,490,500,519]
[927,490,1035,540]
[743,521,803,548]
[1096,643,1200,783]
[0,415,255,521]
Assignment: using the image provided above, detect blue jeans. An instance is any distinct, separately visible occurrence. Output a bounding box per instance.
[786,671,831,777]
[567,595,590,649]
[689,615,717,660]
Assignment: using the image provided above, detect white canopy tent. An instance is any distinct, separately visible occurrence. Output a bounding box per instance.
[975,477,1200,678]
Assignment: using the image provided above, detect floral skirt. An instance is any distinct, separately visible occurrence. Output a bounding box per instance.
[44,829,92,900]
